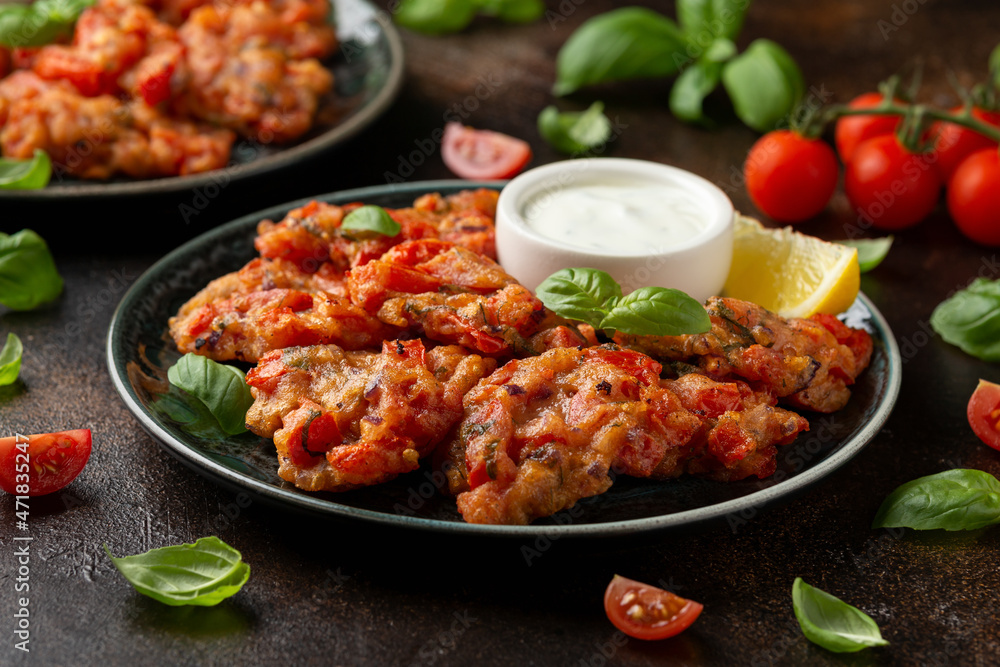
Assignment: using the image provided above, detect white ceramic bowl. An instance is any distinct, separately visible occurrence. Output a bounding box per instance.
[496,158,735,303]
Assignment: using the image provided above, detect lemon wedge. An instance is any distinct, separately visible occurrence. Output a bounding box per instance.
[723,215,860,318]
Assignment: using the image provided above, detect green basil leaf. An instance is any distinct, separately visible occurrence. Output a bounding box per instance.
[930,278,1000,361]
[835,237,893,273]
[553,8,688,96]
[394,0,477,35]
[340,205,402,237]
[151,386,237,441]
[669,59,723,124]
[105,537,250,607]
[0,0,94,48]
[721,38,804,132]
[167,354,254,436]
[0,229,64,311]
[537,102,612,154]
[792,578,889,653]
[600,286,711,336]
[0,333,23,386]
[535,268,622,330]
[677,0,748,42]
[0,150,52,190]
[476,0,543,23]
[872,469,1000,531]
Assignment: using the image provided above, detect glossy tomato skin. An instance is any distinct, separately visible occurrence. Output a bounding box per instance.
[0,429,92,496]
[441,123,532,180]
[744,130,839,223]
[844,134,942,231]
[604,575,703,641]
[932,108,1000,183]
[834,92,902,163]
[947,148,1000,246]
[968,380,1000,451]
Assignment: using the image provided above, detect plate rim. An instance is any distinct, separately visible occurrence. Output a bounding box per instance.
[106,180,903,538]
[0,0,404,200]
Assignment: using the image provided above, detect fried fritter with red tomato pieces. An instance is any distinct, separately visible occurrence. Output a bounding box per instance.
[168,256,391,361]
[170,287,398,362]
[617,297,873,413]
[439,347,684,525]
[254,190,499,273]
[245,340,496,492]
[348,239,577,356]
[656,373,808,481]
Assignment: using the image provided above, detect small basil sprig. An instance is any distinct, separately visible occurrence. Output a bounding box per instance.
[340,205,402,237]
[872,469,1000,531]
[0,333,23,386]
[167,354,254,436]
[0,150,52,190]
[0,229,64,311]
[930,278,1000,361]
[536,268,711,336]
[394,0,543,35]
[553,2,805,132]
[836,237,893,273]
[792,578,889,653]
[537,102,612,154]
[0,0,95,48]
[105,537,250,606]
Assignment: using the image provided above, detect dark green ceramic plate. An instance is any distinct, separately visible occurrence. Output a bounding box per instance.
[1,0,403,200]
[106,181,902,537]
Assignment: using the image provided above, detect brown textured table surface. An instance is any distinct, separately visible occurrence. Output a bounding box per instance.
[4,0,1000,665]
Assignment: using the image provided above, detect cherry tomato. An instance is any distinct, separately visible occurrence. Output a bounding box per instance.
[931,107,1000,183]
[967,379,1000,451]
[744,130,839,222]
[844,134,941,231]
[834,92,902,163]
[947,148,1000,246]
[441,122,532,180]
[0,429,92,496]
[603,575,703,640]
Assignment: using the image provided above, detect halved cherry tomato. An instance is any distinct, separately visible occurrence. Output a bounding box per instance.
[603,575,703,640]
[931,107,1000,183]
[967,379,1000,451]
[744,130,839,223]
[0,429,92,496]
[947,147,1000,246]
[844,134,941,230]
[441,122,532,180]
[834,92,902,163]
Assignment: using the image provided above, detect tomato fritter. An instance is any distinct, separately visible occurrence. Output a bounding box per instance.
[254,189,500,274]
[0,0,335,180]
[617,297,873,413]
[245,340,496,492]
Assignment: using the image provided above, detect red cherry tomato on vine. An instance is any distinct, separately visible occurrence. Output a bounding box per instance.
[932,107,1000,183]
[844,134,941,231]
[947,148,1000,246]
[967,379,1000,451]
[834,92,902,163]
[0,429,92,496]
[603,575,703,640]
[441,123,532,180]
[744,130,839,223]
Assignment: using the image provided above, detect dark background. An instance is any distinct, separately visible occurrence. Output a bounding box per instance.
[3,0,1000,665]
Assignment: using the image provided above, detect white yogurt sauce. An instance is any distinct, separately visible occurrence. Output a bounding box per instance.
[521,181,709,255]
